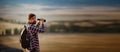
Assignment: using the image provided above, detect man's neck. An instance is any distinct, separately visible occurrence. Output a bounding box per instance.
[28,21,36,24]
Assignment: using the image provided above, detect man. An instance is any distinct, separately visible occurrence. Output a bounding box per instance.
[25,13,45,52]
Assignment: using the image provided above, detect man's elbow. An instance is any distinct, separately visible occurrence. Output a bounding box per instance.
[39,30,45,33]
[41,31,45,33]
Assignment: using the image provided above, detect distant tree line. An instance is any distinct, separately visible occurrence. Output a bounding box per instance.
[46,20,120,33]
[2,28,22,35]
[1,20,120,36]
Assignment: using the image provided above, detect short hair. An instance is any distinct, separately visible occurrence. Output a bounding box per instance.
[28,13,36,20]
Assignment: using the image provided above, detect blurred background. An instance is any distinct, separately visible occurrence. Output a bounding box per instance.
[0,0,120,52]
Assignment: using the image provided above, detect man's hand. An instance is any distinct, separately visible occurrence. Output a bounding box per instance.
[40,18,44,24]
[36,18,44,26]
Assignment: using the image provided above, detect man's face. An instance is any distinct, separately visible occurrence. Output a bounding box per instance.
[30,16,36,23]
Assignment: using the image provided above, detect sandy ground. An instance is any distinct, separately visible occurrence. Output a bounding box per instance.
[0,33,120,52]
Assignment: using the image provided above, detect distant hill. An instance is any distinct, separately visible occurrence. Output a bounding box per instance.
[0,17,25,24]
[0,17,24,35]
[0,17,120,35]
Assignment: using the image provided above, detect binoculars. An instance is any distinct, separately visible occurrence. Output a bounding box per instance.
[37,18,46,22]
[36,18,46,26]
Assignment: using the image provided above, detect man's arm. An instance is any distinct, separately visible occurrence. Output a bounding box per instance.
[28,24,45,33]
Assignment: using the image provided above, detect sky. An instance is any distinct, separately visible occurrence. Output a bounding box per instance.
[0,0,120,22]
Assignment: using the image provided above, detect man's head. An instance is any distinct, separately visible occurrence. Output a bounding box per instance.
[28,13,36,24]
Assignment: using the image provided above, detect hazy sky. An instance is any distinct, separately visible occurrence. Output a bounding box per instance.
[0,0,120,22]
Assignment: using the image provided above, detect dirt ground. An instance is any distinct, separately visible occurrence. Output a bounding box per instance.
[0,33,120,52]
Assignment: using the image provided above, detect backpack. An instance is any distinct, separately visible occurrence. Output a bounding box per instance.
[20,27,30,49]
